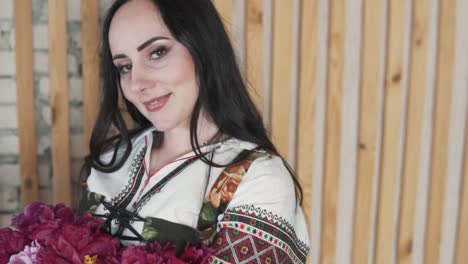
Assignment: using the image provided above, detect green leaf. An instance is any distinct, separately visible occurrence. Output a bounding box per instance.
[199,203,217,222]
[142,224,159,241]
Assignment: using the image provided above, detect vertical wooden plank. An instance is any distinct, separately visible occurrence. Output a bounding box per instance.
[412,0,438,262]
[423,0,455,262]
[271,0,293,158]
[14,0,39,206]
[297,0,318,244]
[81,0,100,155]
[336,0,363,261]
[312,0,330,262]
[352,0,385,262]
[246,0,264,113]
[213,0,233,35]
[374,0,407,262]
[263,0,273,131]
[456,117,468,264]
[440,0,468,260]
[320,0,345,263]
[397,0,429,263]
[232,0,246,70]
[49,0,72,206]
[287,0,301,167]
[451,3,468,263]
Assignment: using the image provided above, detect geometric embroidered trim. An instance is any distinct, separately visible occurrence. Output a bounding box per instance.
[110,146,146,206]
[223,205,310,254]
[213,205,310,264]
[217,221,306,264]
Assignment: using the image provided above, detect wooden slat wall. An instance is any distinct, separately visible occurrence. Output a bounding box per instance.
[246,0,264,113]
[353,0,385,262]
[397,0,429,263]
[11,0,468,263]
[213,0,233,36]
[212,1,468,264]
[321,0,345,263]
[14,0,39,206]
[48,0,71,206]
[457,124,468,264]
[445,1,468,262]
[424,1,456,263]
[81,0,100,155]
[271,0,293,159]
[375,0,408,263]
[297,0,317,241]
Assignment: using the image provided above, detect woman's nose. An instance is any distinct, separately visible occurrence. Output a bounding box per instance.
[130,63,154,92]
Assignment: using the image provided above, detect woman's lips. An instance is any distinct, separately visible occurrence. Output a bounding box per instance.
[143,93,171,112]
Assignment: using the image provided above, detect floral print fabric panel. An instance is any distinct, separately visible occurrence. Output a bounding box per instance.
[197,150,266,245]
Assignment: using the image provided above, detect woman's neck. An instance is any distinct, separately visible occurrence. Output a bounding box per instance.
[148,114,220,172]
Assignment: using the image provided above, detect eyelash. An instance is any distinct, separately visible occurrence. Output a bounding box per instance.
[116,46,169,75]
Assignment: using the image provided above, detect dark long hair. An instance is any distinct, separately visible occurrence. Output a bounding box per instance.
[85,0,303,204]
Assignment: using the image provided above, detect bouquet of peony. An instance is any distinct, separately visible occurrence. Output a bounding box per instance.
[0,202,213,264]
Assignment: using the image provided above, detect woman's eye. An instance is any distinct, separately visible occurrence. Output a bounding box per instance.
[150,47,168,59]
[118,65,132,74]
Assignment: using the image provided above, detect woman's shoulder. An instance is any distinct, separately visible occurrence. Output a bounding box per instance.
[215,137,292,185]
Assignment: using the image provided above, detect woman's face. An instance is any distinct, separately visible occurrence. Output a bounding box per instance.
[108,0,198,132]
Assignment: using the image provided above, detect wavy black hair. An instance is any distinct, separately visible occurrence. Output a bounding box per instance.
[84,0,303,204]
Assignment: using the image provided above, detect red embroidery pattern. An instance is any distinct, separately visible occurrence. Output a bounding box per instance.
[210,206,309,264]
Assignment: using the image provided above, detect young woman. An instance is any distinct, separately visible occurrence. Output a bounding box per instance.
[79,0,310,262]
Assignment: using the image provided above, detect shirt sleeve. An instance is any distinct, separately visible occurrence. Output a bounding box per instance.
[208,155,311,264]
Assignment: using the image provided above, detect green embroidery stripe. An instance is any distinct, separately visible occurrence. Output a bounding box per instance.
[210,256,231,264]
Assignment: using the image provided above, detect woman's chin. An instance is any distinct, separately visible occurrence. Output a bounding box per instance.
[150,122,182,133]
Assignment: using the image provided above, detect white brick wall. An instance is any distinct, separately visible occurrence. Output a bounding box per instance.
[0,0,13,20]
[33,24,48,50]
[71,133,84,158]
[0,185,19,211]
[0,135,18,154]
[39,77,83,101]
[33,52,80,74]
[36,135,50,156]
[0,165,20,185]
[69,77,83,101]
[70,106,83,128]
[0,105,17,128]
[33,51,49,73]
[68,54,78,74]
[67,0,81,21]
[0,51,15,75]
[0,214,14,228]
[0,21,13,49]
[38,163,51,187]
[0,0,99,228]
[0,78,16,103]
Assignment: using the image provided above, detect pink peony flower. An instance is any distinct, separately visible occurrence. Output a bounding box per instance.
[3,202,213,264]
[7,241,40,264]
[179,244,214,264]
[36,247,71,264]
[11,202,55,233]
[0,228,31,264]
[120,245,150,264]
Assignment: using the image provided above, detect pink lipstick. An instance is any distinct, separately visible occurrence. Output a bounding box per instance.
[143,93,171,112]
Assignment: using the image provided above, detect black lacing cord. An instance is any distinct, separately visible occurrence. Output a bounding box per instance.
[93,200,147,241]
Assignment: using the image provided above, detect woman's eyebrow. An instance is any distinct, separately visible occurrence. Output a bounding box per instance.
[137,36,169,51]
[112,54,127,60]
[112,36,170,60]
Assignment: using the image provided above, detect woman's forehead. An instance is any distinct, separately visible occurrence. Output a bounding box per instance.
[108,0,171,52]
